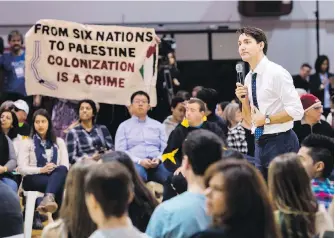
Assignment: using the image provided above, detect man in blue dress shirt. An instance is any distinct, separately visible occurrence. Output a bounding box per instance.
[115,91,171,184]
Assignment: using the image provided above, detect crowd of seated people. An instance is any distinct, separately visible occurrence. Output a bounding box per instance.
[0,86,333,238]
[0,29,334,238]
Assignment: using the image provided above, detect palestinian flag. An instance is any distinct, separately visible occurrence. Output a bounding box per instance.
[139,44,157,81]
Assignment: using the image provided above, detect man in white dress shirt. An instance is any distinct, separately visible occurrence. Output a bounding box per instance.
[235,26,304,178]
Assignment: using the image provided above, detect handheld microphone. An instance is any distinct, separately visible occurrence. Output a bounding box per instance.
[235,63,245,98]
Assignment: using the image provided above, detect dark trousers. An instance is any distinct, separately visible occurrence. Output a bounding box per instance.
[22,165,68,207]
[254,129,299,180]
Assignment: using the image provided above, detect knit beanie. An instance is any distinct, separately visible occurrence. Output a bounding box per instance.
[300,94,321,112]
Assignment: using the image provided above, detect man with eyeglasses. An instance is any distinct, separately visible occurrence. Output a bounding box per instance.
[115,91,171,184]
[293,94,334,144]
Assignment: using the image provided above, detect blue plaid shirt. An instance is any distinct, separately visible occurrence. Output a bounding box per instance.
[65,124,114,163]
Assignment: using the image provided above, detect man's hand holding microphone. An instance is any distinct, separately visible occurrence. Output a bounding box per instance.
[235,82,248,102]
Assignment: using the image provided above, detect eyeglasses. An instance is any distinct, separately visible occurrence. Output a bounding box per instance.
[313,106,323,110]
[133,100,148,104]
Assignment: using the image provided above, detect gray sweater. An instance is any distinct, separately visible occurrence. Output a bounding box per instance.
[5,135,17,172]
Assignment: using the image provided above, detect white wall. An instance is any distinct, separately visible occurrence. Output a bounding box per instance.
[0,1,333,25]
[0,1,333,74]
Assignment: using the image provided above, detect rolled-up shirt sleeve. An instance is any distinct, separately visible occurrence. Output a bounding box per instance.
[275,69,304,121]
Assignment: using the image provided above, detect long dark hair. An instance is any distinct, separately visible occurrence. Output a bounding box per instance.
[101,151,158,232]
[31,109,56,143]
[268,153,318,238]
[0,109,19,140]
[60,160,97,238]
[314,55,329,74]
[205,159,279,238]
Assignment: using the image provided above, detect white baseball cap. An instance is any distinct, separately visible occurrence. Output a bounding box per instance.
[14,100,29,115]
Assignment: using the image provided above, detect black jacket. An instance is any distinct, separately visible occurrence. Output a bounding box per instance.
[207,113,228,139]
[309,72,334,105]
[293,120,334,144]
[162,118,225,172]
[292,74,310,92]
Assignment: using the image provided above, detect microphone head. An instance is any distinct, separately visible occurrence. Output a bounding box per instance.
[236,63,243,73]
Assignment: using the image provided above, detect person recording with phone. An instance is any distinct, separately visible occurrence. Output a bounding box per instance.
[235,27,304,178]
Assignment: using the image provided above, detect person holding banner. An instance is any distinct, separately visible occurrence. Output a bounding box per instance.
[0,31,28,103]
[115,91,171,184]
[65,99,114,164]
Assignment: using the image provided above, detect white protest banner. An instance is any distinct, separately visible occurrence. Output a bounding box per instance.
[25,19,158,106]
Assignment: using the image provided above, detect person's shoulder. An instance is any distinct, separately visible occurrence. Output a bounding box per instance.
[159,191,204,212]
[163,116,173,125]
[147,117,164,126]
[294,120,303,126]
[267,59,290,76]
[309,73,319,81]
[118,118,133,127]
[320,120,333,128]
[96,124,109,131]
[215,115,227,126]
[206,120,223,131]
[153,192,188,214]
[20,137,33,146]
[293,120,303,131]
[69,123,82,133]
[22,121,30,128]
[0,52,11,58]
